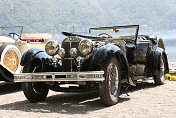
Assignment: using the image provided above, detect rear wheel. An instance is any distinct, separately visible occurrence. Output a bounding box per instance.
[99,57,121,106]
[154,56,166,85]
[21,61,49,102]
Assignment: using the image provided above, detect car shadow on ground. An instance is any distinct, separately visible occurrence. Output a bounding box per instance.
[125,81,157,93]
[0,82,21,95]
[0,81,158,114]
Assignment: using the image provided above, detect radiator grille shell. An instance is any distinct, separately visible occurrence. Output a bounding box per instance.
[61,37,82,72]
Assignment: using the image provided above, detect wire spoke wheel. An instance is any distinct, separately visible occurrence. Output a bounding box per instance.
[99,57,121,106]
[108,63,119,97]
[154,56,166,85]
[160,58,165,82]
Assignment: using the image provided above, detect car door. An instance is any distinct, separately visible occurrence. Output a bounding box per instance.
[135,36,150,76]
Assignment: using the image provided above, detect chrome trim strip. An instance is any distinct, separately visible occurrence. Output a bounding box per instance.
[14,71,104,82]
[14,78,104,82]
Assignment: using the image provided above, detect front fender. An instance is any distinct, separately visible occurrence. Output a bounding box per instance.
[92,44,129,81]
[154,47,169,73]
[21,48,51,66]
[92,44,127,64]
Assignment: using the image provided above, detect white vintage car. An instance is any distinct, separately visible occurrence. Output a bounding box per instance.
[0,26,51,82]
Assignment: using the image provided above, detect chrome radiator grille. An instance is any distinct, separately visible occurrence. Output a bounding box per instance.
[61,37,81,72]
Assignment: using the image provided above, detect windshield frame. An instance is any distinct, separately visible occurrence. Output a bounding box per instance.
[89,25,139,42]
[0,26,23,39]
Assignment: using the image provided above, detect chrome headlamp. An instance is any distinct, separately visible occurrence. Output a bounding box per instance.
[45,41,59,56]
[57,48,65,58]
[78,39,93,55]
[70,48,77,57]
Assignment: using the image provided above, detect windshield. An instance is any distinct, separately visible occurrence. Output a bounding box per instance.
[89,25,139,41]
[0,26,23,39]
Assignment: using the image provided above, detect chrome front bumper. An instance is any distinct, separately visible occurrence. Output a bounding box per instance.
[14,71,104,82]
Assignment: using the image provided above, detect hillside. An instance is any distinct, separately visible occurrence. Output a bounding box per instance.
[0,0,176,33]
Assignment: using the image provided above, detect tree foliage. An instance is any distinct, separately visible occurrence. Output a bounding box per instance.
[0,0,175,33]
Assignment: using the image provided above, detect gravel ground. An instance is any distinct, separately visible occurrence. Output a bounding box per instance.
[0,80,176,118]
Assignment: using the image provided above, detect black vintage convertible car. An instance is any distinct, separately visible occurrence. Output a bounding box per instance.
[14,25,169,106]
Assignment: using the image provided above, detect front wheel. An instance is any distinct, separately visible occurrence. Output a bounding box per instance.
[22,63,49,103]
[22,82,49,102]
[99,57,121,106]
[154,56,166,85]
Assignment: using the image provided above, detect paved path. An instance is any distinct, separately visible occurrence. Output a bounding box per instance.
[0,80,176,118]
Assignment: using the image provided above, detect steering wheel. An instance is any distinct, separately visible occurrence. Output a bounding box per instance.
[98,33,112,38]
[8,33,20,39]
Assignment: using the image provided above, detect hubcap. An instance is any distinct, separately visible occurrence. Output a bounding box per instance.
[3,50,19,71]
